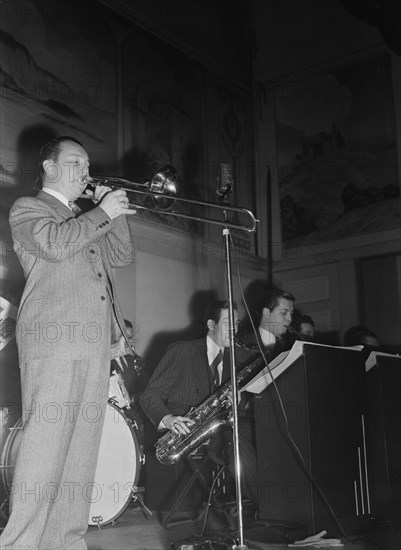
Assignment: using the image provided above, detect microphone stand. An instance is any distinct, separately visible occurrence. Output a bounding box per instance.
[219,185,248,550]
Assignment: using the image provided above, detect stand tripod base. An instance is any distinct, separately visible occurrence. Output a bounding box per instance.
[171,518,308,549]
[173,533,240,550]
[243,519,309,545]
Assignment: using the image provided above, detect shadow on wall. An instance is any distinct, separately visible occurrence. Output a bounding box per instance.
[237,278,271,337]
[237,278,296,337]
[142,289,219,380]
[16,125,58,193]
[1,126,58,307]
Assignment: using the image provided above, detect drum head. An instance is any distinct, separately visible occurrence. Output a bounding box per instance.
[88,401,141,526]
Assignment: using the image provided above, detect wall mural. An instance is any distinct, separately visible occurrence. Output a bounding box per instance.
[275,53,400,247]
[0,0,256,303]
[120,36,255,239]
[0,1,118,187]
[0,0,119,302]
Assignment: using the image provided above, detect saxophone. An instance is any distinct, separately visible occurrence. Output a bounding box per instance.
[155,351,266,465]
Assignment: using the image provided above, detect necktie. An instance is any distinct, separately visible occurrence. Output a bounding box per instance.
[68,201,81,216]
[210,349,223,388]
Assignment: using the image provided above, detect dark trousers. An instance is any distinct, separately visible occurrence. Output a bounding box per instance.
[209,418,258,506]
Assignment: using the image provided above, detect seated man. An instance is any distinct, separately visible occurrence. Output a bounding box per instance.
[296,314,316,342]
[140,300,259,511]
[238,287,296,356]
[344,325,380,351]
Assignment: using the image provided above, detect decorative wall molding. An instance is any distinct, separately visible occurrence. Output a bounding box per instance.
[275,228,401,272]
[283,276,330,304]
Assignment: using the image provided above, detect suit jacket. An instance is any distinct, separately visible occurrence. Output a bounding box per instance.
[9,190,134,364]
[139,338,258,428]
[140,339,212,428]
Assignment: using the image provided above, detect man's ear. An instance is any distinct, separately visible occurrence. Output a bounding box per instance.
[43,159,56,178]
[262,307,271,320]
[207,319,216,333]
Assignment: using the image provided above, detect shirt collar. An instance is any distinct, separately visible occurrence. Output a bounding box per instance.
[259,326,276,346]
[42,187,71,209]
[206,335,223,362]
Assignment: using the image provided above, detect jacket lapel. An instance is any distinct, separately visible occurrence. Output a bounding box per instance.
[195,338,213,393]
[37,190,72,218]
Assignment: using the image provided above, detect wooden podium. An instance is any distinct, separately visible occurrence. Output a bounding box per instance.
[247,342,369,536]
[365,351,401,527]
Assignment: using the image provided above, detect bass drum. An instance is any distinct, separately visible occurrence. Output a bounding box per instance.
[0,402,144,527]
[88,401,143,526]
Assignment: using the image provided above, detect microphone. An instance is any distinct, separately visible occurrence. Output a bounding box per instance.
[216,163,233,203]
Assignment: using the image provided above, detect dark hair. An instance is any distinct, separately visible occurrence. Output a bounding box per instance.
[299,315,315,327]
[34,136,84,189]
[260,288,295,313]
[344,326,378,347]
[204,300,237,324]
[124,319,134,330]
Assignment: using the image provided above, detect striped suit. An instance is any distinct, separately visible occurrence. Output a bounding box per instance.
[140,338,259,505]
[0,191,134,550]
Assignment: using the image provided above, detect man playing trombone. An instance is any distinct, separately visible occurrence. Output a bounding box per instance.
[0,136,136,550]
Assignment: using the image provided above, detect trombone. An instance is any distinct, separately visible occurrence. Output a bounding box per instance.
[80,165,258,233]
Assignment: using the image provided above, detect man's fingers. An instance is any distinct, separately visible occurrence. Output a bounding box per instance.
[170,416,194,434]
[94,185,112,201]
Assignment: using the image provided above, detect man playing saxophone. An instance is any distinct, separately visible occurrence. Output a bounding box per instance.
[140,300,259,510]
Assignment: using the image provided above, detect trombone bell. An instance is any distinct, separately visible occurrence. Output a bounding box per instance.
[148,165,177,209]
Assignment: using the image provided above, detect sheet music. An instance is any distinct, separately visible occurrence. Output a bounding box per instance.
[365,350,401,372]
[241,340,363,395]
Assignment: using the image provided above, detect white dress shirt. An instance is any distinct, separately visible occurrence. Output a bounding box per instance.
[207,336,223,386]
[259,326,276,347]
